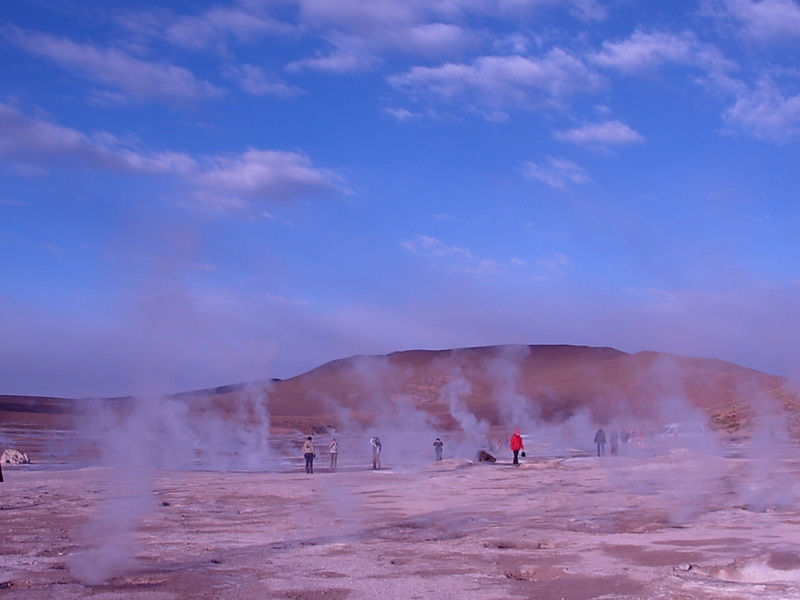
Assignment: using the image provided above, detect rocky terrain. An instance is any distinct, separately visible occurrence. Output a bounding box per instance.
[3,440,800,600]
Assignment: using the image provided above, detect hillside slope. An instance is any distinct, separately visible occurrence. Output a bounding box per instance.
[253,344,795,434]
[2,345,797,444]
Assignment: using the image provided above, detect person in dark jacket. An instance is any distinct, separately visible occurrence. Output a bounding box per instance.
[594,429,606,457]
[433,438,443,461]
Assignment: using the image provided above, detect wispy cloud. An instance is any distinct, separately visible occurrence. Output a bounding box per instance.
[221,64,301,97]
[0,103,347,210]
[8,28,222,104]
[401,235,475,260]
[297,0,608,32]
[288,1,477,73]
[287,46,382,73]
[287,26,475,74]
[384,107,420,121]
[401,235,510,274]
[555,120,645,148]
[382,105,441,121]
[290,0,608,74]
[591,30,704,74]
[390,49,603,114]
[0,102,197,174]
[402,234,570,280]
[723,78,800,142]
[521,156,590,188]
[164,4,295,50]
[702,0,800,43]
[191,148,349,210]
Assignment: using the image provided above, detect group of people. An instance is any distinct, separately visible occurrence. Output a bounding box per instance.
[300,432,526,472]
[301,436,340,474]
[300,434,384,474]
[303,427,628,472]
[301,435,452,473]
[593,428,631,457]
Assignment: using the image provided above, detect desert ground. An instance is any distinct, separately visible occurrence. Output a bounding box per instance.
[3,435,800,600]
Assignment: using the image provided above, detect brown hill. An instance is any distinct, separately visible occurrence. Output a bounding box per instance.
[2,345,799,458]
[255,344,797,435]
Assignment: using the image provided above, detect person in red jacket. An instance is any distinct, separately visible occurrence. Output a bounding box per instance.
[509,430,524,465]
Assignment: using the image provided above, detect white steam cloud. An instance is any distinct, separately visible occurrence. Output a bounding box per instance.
[68,384,274,584]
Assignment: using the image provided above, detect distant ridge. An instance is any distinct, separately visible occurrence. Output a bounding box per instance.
[2,344,798,439]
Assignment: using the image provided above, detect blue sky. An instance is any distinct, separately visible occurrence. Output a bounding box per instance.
[2,0,800,398]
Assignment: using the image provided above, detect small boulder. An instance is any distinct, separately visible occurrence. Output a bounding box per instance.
[1,449,30,465]
[477,450,496,462]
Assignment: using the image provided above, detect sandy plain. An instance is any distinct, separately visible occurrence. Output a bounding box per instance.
[3,436,800,600]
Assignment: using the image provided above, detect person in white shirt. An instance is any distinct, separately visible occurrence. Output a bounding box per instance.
[329,438,339,471]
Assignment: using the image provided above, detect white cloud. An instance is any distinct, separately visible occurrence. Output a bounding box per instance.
[521,157,590,188]
[110,0,606,79]
[290,0,477,73]
[591,30,699,74]
[0,103,347,210]
[586,26,800,146]
[401,22,474,56]
[555,120,645,148]
[222,64,301,97]
[401,234,567,279]
[299,0,419,31]
[703,0,800,43]
[0,102,197,174]
[564,0,608,21]
[165,4,295,50]
[384,107,420,121]
[287,46,381,73]
[288,27,474,74]
[589,29,741,121]
[9,29,222,104]
[298,0,608,26]
[290,0,608,74]
[383,105,442,121]
[723,79,800,142]
[590,29,737,84]
[192,149,348,208]
[390,49,602,112]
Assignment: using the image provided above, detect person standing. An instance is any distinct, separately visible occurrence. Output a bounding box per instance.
[370,436,382,470]
[329,438,339,471]
[433,438,443,461]
[509,430,524,466]
[594,428,606,457]
[303,436,315,474]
